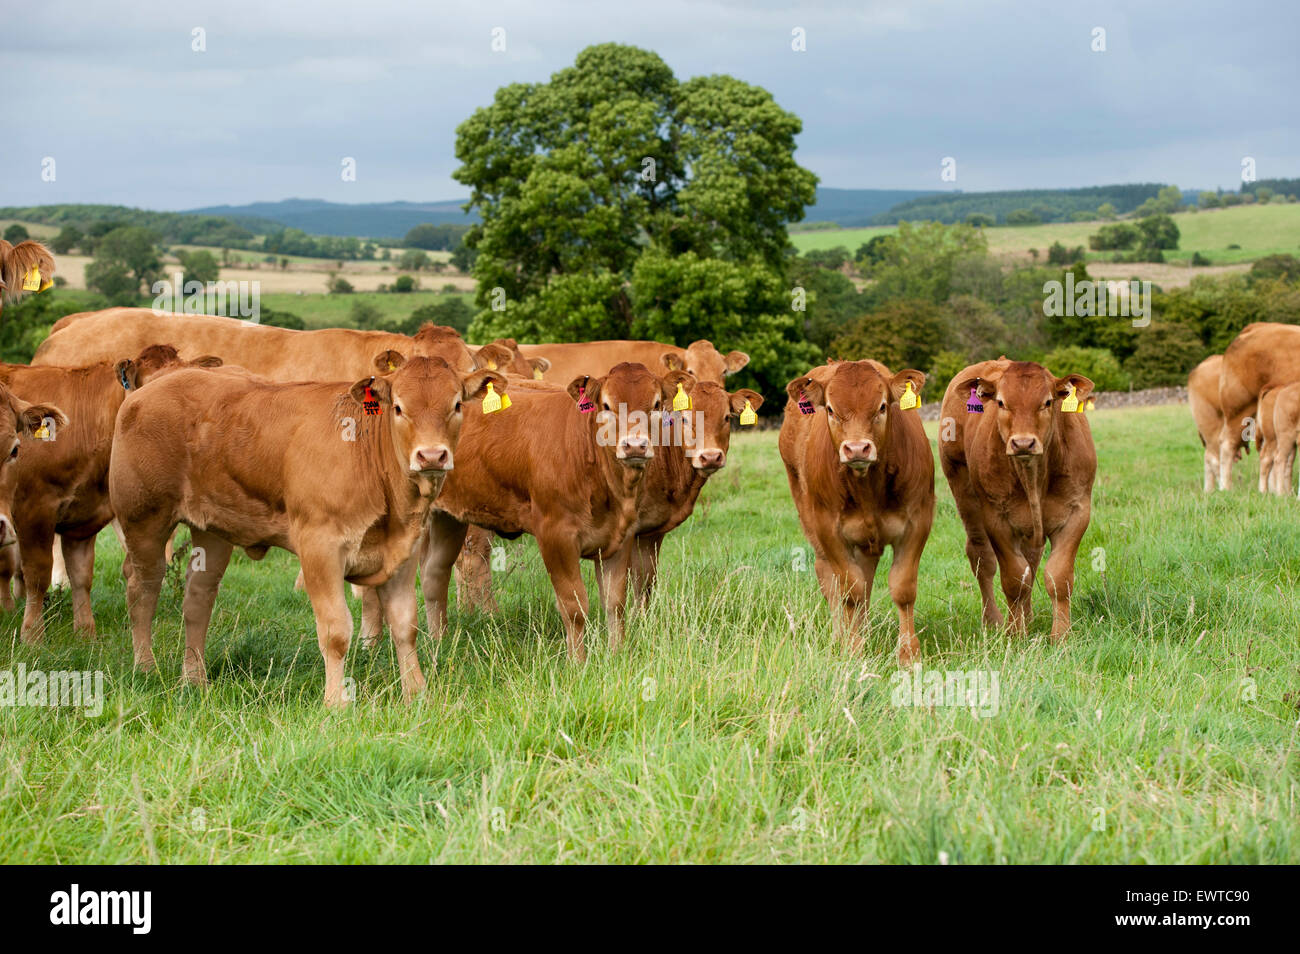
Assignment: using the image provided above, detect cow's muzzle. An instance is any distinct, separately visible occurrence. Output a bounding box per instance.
[693,448,726,473]
[617,434,653,467]
[1006,435,1043,457]
[0,516,12,548]
[839,439,877,470]
[411,445,454,474]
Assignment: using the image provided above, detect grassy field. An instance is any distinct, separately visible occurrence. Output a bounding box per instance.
[790,203,1300,267]
[258,291,475,330]
[1,403,1296,863]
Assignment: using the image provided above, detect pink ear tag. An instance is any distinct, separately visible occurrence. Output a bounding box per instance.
[797,391,815,415]
[577,386,594,414]
[966,387,983,414]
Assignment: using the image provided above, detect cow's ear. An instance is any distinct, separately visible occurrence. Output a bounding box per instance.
[1055,373,1095,404]
[193,355,223,368]
[114,359,141,391]
[567,375,601,407]
[971,369,1003,403]
[373,350,406,374]
[461,369,507,401]
[724,350,750,374]
[786,375,825,409]
[473,343,511,371]
[661,352,686,373]
[729,388,764,416]
[889,369,926,404]
[661,369,695,399]
[17,401,68,437]
[350,376,391,407]
[528,357,551,378]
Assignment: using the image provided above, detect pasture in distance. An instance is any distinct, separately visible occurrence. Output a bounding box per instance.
[0,404,1295,863]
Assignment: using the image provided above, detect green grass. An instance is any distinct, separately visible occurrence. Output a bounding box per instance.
[1,404,1297,863]
[258,291,474,330]
[789,202,1300,265]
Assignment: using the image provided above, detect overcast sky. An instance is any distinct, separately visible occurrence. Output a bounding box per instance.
[2,0,1295,210]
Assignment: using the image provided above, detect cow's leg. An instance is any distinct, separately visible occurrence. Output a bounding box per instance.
[1044,505,1091,642]
[1258,438,1273,494]
[595,546,632,652]
[1217,417,1245,491]
[1278,437,1296,496]
[61,535,98,638]
[16,521,55,645]
[420,511,469,638]
[995,548,1034,636]
[298,543,352,707]
[887,531,927,667]
[0,543,17,611]
[358,585,386,649]
[628,534,664,607]
[50,533,69,589]
[293,567,306,592]
[120,518,173,672]
[377,557,425,701]
[815,547,869,653]
[180,529,234,686]
[537,532,589,662]
[1202,442,1218,494]
[454,525,498,613]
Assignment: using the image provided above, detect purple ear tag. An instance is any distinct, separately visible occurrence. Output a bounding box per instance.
[966,387,983,414]
[797,391,815,415]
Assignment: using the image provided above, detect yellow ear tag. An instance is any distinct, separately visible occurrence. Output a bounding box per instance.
[739,400,757,426]
[486,360,497,371]
[33,423,49,440]
[532,367,543,380]
[22,267,41,292]
[387,361,396,372]
[1060,384,1079,413]
[481,382,505,413]
[39,279,53,291]
[672,382,691,412]
[1085,398,1095,412]
[899,381,919,410]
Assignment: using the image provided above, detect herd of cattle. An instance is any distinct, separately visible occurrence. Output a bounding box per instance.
[0,238,1287,705]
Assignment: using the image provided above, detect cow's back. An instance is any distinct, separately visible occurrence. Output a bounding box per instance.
[516,341,679,385]
[1221,323,1300,418]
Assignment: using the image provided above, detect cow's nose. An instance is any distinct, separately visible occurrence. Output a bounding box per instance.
[696,448,726,471]
[0,516,11,547]
[413,445,453,472]
[840,439,877,465]
[1008,435,1041,456]
[620,434,651,458]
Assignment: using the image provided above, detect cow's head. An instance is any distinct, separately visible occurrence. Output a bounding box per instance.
[788,361,925,470]
[114,344,224,392]
[569,362,670,469]
[965,361,1093,458]
[664,371,764,474]
[0,384,68,548]
[0,240,55,304]
[355,353,505,480]
[662,339,749,385]
[410,323,476,372]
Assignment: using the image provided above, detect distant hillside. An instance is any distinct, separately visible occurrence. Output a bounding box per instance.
[185,198,479,238]
[804,187,940,226]
[872,184,1171,225]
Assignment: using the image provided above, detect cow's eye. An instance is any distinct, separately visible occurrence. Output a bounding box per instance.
[653,399,661,411]
[997,399,1005,408]
[453,401,461,413]
[394,405,403,416]
[1043,399,1052,409]
[826,406,836,418]
[879,402,887,414]
[8,445,16,460]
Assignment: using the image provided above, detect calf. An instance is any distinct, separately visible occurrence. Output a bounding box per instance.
[1256,386,1282,494]
[0,384,68,611]
[421,362,676,659]
[516,339,747,387]
[938,359,1096,641]
[109,354,504,705]
[779,360,934,663]
[1268,382,1300,497]
[1216,322,1300,489]
[0,345,218,642]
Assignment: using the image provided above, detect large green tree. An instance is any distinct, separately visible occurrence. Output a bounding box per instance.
[453,43,818,393]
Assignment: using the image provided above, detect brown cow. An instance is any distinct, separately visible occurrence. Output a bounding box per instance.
[1268,381,1300,497]
[1187,355,1242,494]
[516,339,747,387]
[779,360,934,664]
[0,385,68,610]
[1216,323,1300,490]
[109,354,505,705]
[0,240,55,306]
[0,346,219,643]
[939,359,1097,641]
[420,362,677,659]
